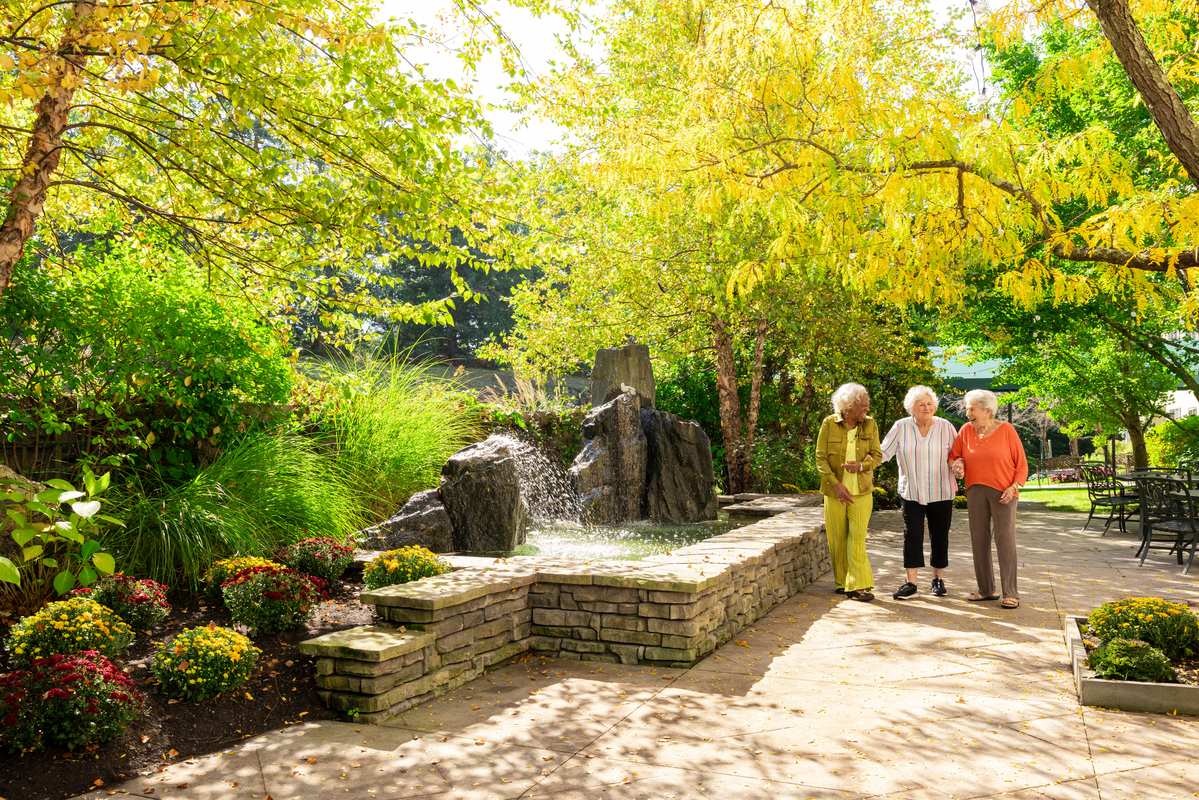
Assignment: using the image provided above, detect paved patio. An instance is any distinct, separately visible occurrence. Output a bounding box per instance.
[83,506,1199,799]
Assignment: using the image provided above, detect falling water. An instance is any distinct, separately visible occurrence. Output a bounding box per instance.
[490,433,588,525]
[489,432,746,561]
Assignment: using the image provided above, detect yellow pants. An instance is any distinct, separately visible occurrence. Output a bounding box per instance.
[824,493,874,592]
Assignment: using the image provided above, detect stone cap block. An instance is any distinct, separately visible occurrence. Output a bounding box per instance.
[299,626,433,662]
[360,573,495,609]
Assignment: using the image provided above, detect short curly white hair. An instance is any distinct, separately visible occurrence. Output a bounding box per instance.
[831,383,870,415]
[964,389,999,417]
[903,385,938,414]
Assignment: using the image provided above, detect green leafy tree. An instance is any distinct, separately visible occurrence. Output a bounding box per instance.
[0,0,542,328]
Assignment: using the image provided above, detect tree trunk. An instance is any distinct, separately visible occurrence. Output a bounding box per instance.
[0,2,94,296]
[1125,415,1149,471]
[795,353,818,446]
[744,318,769,449]
[1070,437,1080,457]
[712,315,752,494]
[1089,0,1199,188]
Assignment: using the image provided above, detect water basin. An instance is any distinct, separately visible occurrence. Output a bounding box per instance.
[464,512,749,561]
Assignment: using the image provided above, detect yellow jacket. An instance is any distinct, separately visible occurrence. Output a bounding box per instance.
[816,413,882,497]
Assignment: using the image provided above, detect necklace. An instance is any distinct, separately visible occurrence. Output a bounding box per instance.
[977,421,1001,438]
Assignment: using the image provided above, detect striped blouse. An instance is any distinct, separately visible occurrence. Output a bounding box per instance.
[879,416,959,505]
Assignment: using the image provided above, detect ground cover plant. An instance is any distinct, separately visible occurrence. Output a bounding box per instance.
[151,625,260,702]
[4,597,134,667]
[362,546,453,590]
[1089,638,1178,683]
[71,575,172,632]
[277,537,356,583]
[0,650,147,752]
[221,566,330,634]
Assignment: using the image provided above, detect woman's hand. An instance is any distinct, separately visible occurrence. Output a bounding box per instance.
[844,460,862,474]
[950,458,965,479]
[834,484,855,506]
[1000,485,1018,505]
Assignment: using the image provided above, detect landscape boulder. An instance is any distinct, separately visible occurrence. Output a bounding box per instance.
[589,342,655,409]
[439,436,530,552]
[357,489,454,553]
[569,393,647,524]
[641,409,718,524]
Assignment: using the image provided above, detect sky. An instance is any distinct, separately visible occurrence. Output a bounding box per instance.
[377,0,989,157]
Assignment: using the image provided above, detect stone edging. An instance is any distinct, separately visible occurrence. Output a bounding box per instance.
[1065,616,1199,716]
[300,508,830,724]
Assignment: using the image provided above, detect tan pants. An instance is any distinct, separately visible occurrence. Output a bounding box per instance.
[966,485,1019,601]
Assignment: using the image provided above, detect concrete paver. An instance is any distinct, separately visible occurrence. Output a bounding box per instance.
[79,507,1199,799]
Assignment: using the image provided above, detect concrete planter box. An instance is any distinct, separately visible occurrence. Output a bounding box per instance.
[1065,616,1199,715]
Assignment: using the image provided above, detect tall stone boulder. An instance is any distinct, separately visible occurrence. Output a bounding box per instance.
[357,489,454,553]
[641,409,718,524]
[440,436,530,552]
[569,393,647,524]
[589,342,655,409]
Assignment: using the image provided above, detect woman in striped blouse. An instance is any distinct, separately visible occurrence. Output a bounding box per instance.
[879,386,959,601]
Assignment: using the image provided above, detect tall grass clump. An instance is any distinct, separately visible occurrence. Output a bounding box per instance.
[105,432,364,588]
[309,356,480,519]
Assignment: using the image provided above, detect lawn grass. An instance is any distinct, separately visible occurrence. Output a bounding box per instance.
[1020,486,1092,514]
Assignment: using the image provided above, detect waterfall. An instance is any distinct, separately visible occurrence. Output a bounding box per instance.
[490,433,588,525]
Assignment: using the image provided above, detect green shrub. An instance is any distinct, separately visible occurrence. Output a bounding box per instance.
[0,470,120,606]
[749,434,821,493]
[1087,597,1199,661]
[0,238,291,481]
[70,575,171,632]
[151,625,259,701]
[1089,638,1177,683]
[221,565,328,634]
[0,651,146,752]
[303,357,480,520]
[106,431,364,588]
[4,597,134,667]
[363,546,452,590]
[1145,416,1199,468]
[202,556,286,603]
[277,537,355,583]
[872,485,901,510]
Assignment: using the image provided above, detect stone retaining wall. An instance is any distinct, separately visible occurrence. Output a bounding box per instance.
[299,507,829,724]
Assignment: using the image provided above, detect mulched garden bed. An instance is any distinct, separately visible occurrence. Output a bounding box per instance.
[0,576,374,800]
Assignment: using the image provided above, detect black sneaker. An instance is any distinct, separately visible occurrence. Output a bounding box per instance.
[931,578,947,597]
[893,582,918,600]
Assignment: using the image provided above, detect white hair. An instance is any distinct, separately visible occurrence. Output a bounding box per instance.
[831,383,870,415]
[964,389,999,417]
[903,385,939,414]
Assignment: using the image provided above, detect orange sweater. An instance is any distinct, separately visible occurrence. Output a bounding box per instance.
[949,422,1029,494]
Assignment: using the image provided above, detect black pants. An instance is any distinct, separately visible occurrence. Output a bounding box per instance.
[901,498,952,569]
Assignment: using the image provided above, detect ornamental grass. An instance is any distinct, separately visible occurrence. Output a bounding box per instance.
[4,597,134,668]
[362,546,452,590]
[151,624,260,702]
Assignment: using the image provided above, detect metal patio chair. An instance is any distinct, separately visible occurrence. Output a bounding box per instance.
[1132,475,1199,575]
[1080,463,1138,535]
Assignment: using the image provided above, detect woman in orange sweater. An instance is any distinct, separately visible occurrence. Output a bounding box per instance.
[948,389,1028,609]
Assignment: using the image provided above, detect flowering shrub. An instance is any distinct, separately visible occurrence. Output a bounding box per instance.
[70,574,171,631]
[276,537,355,583]
[1087,597,1199,661]
[221,565,328,634]
[1089,638,1177,683]
[4,597,134,667]
[151,624,260,702]
[0,651,146,752]
[362,546,452,590]
[202,556,285,603]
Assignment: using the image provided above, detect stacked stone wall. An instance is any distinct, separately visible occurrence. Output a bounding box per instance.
[300,508,829,724]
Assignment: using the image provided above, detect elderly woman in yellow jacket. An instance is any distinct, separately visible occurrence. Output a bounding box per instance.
[816,383,882,602]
